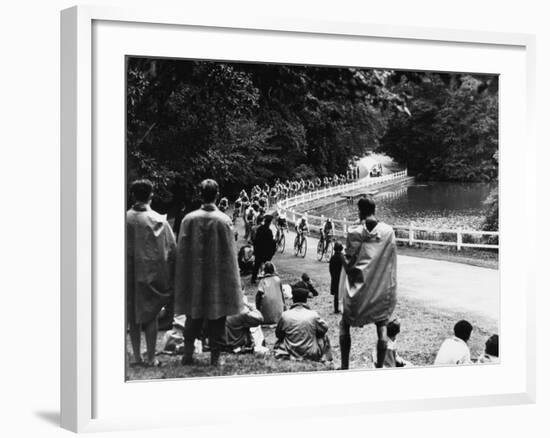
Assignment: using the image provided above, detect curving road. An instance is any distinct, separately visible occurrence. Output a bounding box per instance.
[242,223,499,324]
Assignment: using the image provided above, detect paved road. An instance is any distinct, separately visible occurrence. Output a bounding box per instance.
[242,223,499,323]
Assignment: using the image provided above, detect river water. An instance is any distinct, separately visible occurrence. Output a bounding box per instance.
[307,181,496,230]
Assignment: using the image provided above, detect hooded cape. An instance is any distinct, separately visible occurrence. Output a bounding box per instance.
[339,221,397,326]
[126,205,176,324]
[174,204,243,320]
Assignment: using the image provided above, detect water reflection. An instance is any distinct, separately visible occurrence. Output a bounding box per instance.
[308,182,496,230]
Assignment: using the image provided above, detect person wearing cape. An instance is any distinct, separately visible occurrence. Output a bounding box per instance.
[174,179,243,366]
[338,196,397,369]
[126,179,176,367]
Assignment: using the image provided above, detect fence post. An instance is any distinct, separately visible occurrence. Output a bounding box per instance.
[457,229,462,251]
[408,223,414,246]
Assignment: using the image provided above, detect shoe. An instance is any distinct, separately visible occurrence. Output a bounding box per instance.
[181,355,194,366]
[210,351,221,366]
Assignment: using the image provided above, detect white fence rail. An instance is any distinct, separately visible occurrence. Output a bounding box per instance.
[278,170,409,209]
[276,170,499,251]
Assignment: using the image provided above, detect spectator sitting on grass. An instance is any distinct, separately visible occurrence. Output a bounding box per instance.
[238,244,255,276]
[255,262,286,325]
[371,318,412,368]
[292,273,319,298]
[434,320,473,365]
[477,334,499,363]
[274,288,332,362]
[225,293,265,354]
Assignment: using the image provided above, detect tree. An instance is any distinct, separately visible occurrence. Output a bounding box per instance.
[380,73,498,182]
[126,58,408,212]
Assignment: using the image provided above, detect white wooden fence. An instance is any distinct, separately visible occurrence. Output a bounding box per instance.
[276,170,499,251]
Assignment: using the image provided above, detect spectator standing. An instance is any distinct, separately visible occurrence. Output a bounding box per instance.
[126,179,176,367]
[339,197,397,369]
[251,215,276,283]
[329,242,345,313]
[174,179,243,366]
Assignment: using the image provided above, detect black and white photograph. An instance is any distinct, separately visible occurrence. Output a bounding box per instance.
[125,57,500,380]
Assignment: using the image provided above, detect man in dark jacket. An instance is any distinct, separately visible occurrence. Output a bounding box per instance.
[329,242,345,313]
[252,215,276,283]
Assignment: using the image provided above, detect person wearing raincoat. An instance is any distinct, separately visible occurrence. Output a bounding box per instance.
[338,196,397,369]
[174,179,243,366]
[126,179,176,367]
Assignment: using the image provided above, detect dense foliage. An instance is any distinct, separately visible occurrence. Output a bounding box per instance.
[380,73,498,182]
[127,59,408,210]
[127,60,499,227]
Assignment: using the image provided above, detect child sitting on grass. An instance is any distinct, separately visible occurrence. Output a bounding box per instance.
[372,318,412,368]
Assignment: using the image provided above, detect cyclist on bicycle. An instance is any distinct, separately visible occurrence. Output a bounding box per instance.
[269,185,279,202]
[244,203,257,241]
[321,218,334,251]
[274,210,287,243]
[296,216,309,237]
[276,210,288,231]
[232,197,242,224]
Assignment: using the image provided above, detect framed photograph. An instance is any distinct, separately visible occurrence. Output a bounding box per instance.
[61,4,536,433]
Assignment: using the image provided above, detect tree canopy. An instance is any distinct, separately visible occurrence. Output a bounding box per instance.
[379,72,498,182]
[127,59,498,216]
[127,58,408,210]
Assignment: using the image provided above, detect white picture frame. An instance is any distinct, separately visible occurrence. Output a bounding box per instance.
[60,4,536,433]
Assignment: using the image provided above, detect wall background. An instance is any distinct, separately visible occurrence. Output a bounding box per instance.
[0,1,546,436]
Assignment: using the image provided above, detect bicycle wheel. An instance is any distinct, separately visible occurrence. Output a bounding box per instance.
[278,233,285,253]
[317,239,324,261]
[300,236,307,258]
[324,240,334,262]
[294,235,300,256]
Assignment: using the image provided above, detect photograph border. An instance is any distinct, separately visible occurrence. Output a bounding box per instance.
[61,4,536,432]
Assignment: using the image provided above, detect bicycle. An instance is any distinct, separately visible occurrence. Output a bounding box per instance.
[317,230,335,262]
[294,231,307,258]
[275,225,286,253]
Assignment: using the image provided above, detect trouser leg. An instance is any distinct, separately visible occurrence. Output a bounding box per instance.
[251,256,263,282]
[207,317,227,366]
[182,317,203,364]
[339,318,351,370]
[128,320,142,363]
[333,292,339,313]
[375,323,388,369]
[143,318,158,363]
[318,335,333,362]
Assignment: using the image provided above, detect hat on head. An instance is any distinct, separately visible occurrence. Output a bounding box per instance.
[301,273,310,282]
[292,288,309,303]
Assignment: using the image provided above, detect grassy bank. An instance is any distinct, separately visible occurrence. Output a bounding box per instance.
[127,270,498,381]
[396,244,498,269]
